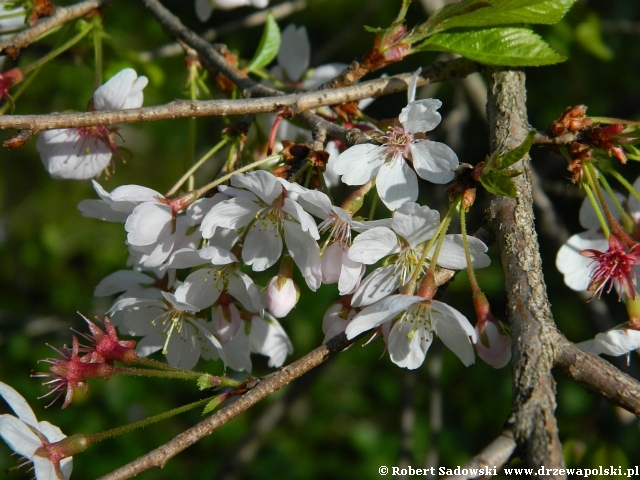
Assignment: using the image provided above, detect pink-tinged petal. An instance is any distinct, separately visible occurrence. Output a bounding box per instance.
[346,294,422,339]
[94,270,154,296]
[435,235,490,270]
[282,198,319,239]
[399,98,442,134]
[334,144,387,185]
[32,456,65,480]
[475,321,511,368]
[212,304,241,342]
[376,157,418,211]
[0,383,38,427]
[351,265,400,307]
[0,416,41,458]
[282,219,322,278]
[37,128,112,180]
[411,140,458,184]
[243,218,282,271]
[391,202,440,248]
[265,276,298,318]
[432,302,475,366]
[231,170,281,204]
[278,24,310,82]
[176,268,224,310]
[388,319,431,369]
[201,197,260,238]
[228,271,264,312]
[125,202,173,246]
[349,227,400,264]
[556,231,608,292]
[249,315,293,367]
[321,242,343,285]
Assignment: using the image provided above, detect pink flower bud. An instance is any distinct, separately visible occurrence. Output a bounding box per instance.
[474,319,511,369]
[322,297,356,342]
[266,275,299,318]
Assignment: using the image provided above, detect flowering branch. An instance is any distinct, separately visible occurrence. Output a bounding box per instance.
[0,0,115,57]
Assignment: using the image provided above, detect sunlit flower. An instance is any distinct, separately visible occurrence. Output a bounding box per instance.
[265,275,299,318]
[345,295,476,369]
[36,69,148,179]
[578,323,640,358]
[0,382,73,480]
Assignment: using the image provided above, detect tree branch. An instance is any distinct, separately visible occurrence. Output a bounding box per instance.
[485,68,565,477]
[444,429,517,480]
[96,333,355,480]
[0,0,115,56]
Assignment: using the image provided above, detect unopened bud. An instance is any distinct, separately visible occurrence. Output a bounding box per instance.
[266,275,299,318]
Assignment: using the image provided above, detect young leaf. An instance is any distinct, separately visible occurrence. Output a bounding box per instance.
[432,0,577,33]
[418,26,566,66]
[247,11,281,73]
[499,130,537,167]
[422,0,491,34]
[480,170,520,197]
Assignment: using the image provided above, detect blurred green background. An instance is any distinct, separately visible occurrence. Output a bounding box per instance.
[1,0,639,478]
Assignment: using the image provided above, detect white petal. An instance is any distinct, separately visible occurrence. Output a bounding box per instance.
[391,202,440,248]
[164,248,209,269]
[77,199,128,222]
[243,217,282,271]
[346,294,422,339]
[125,202,173,246]
[94,270,154,296]
[231,170,281,204]
[249,315,293,367]
[388,318,431,369]
[351,265,400,307]
[628,176,640,219]
[556,231,607,292]
[579,326,640,357]
[228,271,264,312]
[93,69,147,111]
[302,63,347,90]
[0,416,41,458]
[109,184,162,204]
[282,198,319,239]
[195,0,213,21]
[406,68,422,104]
[579,190,622,229]
[32,456,63,480]
[296,190,332,219]
[0,383,38,427]
[222,326,252,372]
[121,76,148,110]
[283,219,321,278]
[198,245,237,265]
[348,227,399,264]
[176,268,224,310]
[399,98,442,134]
[411,140,458,184]
[338,251,365,296]
[432,301,476,366]
[278,24,310,82]
[165,323,201,370]
[37,421,66,444]
[376,157,418,211]
[435,235,490,270]
[200,197,260,238]
[321,242,343,284]
[334,144,387,185]
[136,334,164,357]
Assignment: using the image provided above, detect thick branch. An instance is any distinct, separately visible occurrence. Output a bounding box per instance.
[0,0,114,56]
[485,69,565,477]
[553,334,640,416]
[96,333,354,480]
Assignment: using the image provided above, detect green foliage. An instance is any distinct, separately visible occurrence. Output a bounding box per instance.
[418,27,566,66]
[478,130,536,197]
[575,13,613,61]
[247,11,281,73]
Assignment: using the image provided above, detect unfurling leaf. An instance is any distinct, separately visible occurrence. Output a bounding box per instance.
[247,11,281,73]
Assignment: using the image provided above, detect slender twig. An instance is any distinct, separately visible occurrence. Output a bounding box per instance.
[0,0,114,56]
[0,58,479,139]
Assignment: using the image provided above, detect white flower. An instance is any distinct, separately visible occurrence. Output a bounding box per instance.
[200,171,322,290]
[265,275,299,318]
[556,179,638,291]
[0,382,72,480]
[333,72,458,211]
[578,324,640,358]
[322,298,356,343]
[195,0,268,22]
[37,69,148,179]
[349,202,490,307]
[345,295,476,369]
[110,291,225,370]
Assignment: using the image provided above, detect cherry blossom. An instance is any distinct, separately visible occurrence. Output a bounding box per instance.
[475,319,511,368]
[0,382,73,480]
[348,202,490,307]
[345,295,476,369]
[322,297,356,343]
[265,275,299,318]
[200,170,322,289]
[36,69,148,179]
[556,178,640,292]
[334,72,458,211]
[195,0,268,22]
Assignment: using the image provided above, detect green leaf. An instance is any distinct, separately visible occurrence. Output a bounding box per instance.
[418,26,566,66]
[499,130,537,167]
[247,11,281,73]
[479,170,520,197]
[575,13,613,61]
[430,0,576,34]
[423,0,491,32]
